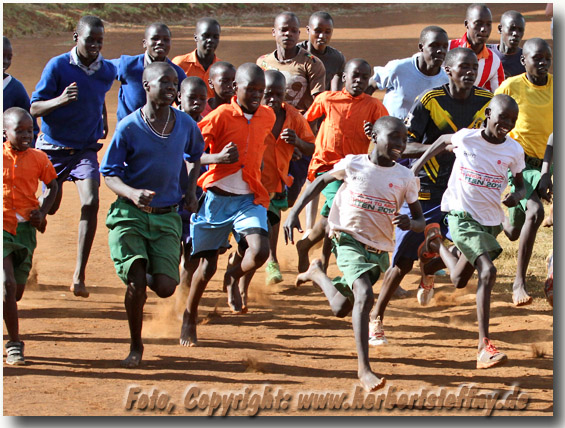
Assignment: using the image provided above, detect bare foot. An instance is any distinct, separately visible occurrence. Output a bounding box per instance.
[512,284,533,306]
[225,279,243,313]
[296,259,323,287]
[70,281,89,298]
[121,347,143,368]
[241,306,248,314]
[358,369,386,392]
[392,285,408,299]
[296,239,310,273]
[179,310,198,347]
[222,253,236,292]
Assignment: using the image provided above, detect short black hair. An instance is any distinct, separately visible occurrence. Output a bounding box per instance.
[309,11,334,25]
[522,37,551,56]
[76,15,104,35]
[265,69,286,88]
[344,58,371,74]
[3,36,11,48]
[419,26,447,43]
[235,63,264,85]
[466,3,491,20]
[145,22,172,38]
[209,61,236,79]
[3,107,32,127]
[489,93,519,113]
[275,11,300,26]
[196,17,221,33]
[142,61,176,82]
[444,47,476,68]
[372,115,406,136]
[500,10,525,25]
[181,76,208,93]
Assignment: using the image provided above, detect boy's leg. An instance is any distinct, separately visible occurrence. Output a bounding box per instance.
[72,178,100,298]
[370,257,413,322]
[438,241,476,289]
[475,253,497,349]
[123,259,148,368]
[3,254,20,343]
[305,193,320,232]
[180,253,218,346]
[296,217,328,273]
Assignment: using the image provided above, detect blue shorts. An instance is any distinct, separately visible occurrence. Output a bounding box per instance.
[287,155,311,205]
[190,191,268,256]
[179,186,204,244]
[391,200,451,266]
[44,148,101,184]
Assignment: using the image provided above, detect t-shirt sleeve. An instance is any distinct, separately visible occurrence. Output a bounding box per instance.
[30,58,60,103]
[197,113,217,152]
[328,156,349,181]
[99,125,129,179]
[37,151,58,185]
[371,64,392,91]
[404,95,429,143]
[307,58,326,97]
[404,175,420,204]
[303,94,325,122]
[109,57,122,81]
[183,118,205,163]
[509,143,526,176]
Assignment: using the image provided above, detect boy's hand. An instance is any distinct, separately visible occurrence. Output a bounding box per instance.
[283,213,303,245]
[502,192,521,208]
[59,82,79,106]
[392,212,412,231]
[280,128,298,146]
[218,142,239,164]
[538,173,553,202]
[129,189,155,208]
[363,121,373,139]
[291,147,302,161]
[29,209,46,231]
[183,193,199,214]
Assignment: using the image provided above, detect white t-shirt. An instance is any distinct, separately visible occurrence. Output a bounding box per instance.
[328,154,420,252]
[441,128,525,226]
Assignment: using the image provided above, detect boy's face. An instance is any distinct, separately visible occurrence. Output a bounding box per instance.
[4,113,34,152]
[3,41,12,73]
[235,74,265,114]
[273,15,300,50]
[194,22,220,57]
[485,101,518,142]
[143,26,172,61]
[180,85,207,118]
[144,68,179,106]
[522,42,551,81]
[209,67,236,101]
[465,8,492,47]
[446,52,478,90]
[343,61,371,97]
[420,31,448,69]
[262,80,286,112]
[499,16,525,50]
[373,123,407,163]
[306,16,333,51]
[74,24,104,62]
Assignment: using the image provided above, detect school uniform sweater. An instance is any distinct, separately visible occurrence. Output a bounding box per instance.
[3,75,40,142]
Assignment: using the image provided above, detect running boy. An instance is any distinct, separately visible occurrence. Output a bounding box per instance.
[449,4,505,92]
[112,23,186,122]
[4,107,59,365]
[100,62,204,368]
[173,18,221,98]
[488,11,526,78]
[410,94,525,368]
[30,15,116,298]
[494,37,553,306]
[180,63,275,347]
[202,61,236,117]
[284,116,425,391]
[296,59,389,273]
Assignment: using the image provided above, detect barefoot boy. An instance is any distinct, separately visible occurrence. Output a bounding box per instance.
[112,23,187,122]
[180,64,275,346]
[4,108,59,365]
[100,62,204,367]
[410,94,526,368]
[488,11,526,78]
[494,37,553,306]
[202,61,236,117]
[30,15,116,298]
[284,116,425,391]
[173,18,221,98]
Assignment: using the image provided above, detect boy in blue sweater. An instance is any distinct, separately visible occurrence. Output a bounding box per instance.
[30,15,116,298]
[101,62,203,368]
[112,22,186,122]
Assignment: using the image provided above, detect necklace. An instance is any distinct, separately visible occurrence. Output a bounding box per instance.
[142,106,171,139]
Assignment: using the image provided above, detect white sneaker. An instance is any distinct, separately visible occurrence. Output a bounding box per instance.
[369,316,388,346]
[417,275,435,306]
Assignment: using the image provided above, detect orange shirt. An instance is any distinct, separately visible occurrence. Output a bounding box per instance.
[262,103,315,193]
[198,97,276,208]
[3,142,57,235]
[305,89,389,181]
[171,49,220,98]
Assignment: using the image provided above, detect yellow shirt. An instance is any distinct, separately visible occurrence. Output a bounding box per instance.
[495,73,553,159]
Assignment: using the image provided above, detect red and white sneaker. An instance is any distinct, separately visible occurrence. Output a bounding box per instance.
[369,316,388,346]
[417,274,435,306]
[477,338,507,369]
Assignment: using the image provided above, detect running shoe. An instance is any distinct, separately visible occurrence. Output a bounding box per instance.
[417,274,435,306]
[477,338,507,369]
[369,316,388,346]
[5,341,25,365]
[265,261,283,285]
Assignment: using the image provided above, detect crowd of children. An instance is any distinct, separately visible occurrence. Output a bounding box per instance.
[3,4,553,392]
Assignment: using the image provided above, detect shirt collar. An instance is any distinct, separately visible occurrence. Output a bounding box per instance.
[3,74,13,90]
[69,47,103,75]
[230,96,266,119]
[461,33,489,60]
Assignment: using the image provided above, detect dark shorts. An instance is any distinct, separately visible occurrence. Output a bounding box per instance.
[391,200,451,266]
[44,148,101,184]
[3,223,37,285]
[287,155,311,206]
[267,191,289,226]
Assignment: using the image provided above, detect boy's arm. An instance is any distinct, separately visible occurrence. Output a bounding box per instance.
[538,133,553,202]
[330,73,343,92]
[396,201,426,233]
[280,128,315,156]
[502,172,525,207]
[102,102,109,139]
[30,82,79,117]
[183,159,201,213]
[283,173,337,244]
[29,178,59,231]
[410,134,454,176]
[104,176,155,208]
[200,142,239,165]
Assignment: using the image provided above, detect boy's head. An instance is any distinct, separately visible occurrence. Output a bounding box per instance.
[370,116,407,163]
[234,63,266,114]
[498,11,526,51]
[263,70,286,112]
[194,18,221,57]
[484,94,519,142]
[306,11,334,52]
[142,62,179,106]
[143,23,172,61]
[180,77,208,120]
[208,61,236,101]
[3,36,12,74]
[464,4,492,49]
[418,26,449,69]
[73,15,105,63]
[272,12,300,50]
[521,38,552,82]
[444,47,478,90]
[3,107,34,152]
[343,59,371,97]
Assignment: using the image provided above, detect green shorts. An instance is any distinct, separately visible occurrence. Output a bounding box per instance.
[330,232,390,302]
[3,223,37,285]
[106,199,182,285]
[447,211,503,266]
[267,192,288,225]
[318,173,343,218]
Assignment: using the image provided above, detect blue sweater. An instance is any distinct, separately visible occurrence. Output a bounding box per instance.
[30,53,116,150]
[100,108,204,207]
[111,55,186,122]
[3,75,40,144]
